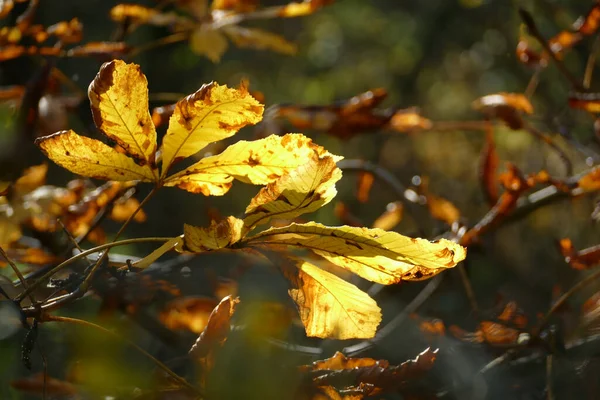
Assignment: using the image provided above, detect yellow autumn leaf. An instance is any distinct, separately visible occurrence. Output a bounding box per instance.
[190,27,229,62]
[243,156,342,231]
[245,222,467,284]
[183,216,244,252]
[281,256,381,339]
[163,133,339,195]
[223,26,297,55]
[160,81,263,177]
[88,60,158,177]
[35,130,155,182]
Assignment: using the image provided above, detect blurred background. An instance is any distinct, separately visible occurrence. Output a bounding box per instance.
[1,0,600,399]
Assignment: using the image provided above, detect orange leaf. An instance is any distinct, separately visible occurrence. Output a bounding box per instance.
[159,296,219,334]
[479,125,499,206]
[372,201,403,231]
[559,238,600,270]
[189,295,240,359]
[356,171,373,203]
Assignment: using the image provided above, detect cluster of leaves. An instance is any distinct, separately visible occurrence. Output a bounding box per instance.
[35,60,466,341]
[110,0,333,62]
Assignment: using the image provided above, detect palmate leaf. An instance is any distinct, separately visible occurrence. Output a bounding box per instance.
[37,60,329,197]
[177,155,466,339]
[246,222,466,284]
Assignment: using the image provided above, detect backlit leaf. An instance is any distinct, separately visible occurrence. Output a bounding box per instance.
[278,0,334,18]
[372,201,403,231]
[224,26,297,55]
[88,60,158,173]
[189,295,239,359]
[472,92,533,130]
[160,82,263,177]
[281,256,381,339]
[164,133,336,195]
[578,166,600,191]
[190,27,229,62]
[183,216,244,252]
[160,296,219,334]
[11,372,77,396]
[559,238,600,270]
[35,130,155,181]
[246,222,466,284]
[243,156,342,231]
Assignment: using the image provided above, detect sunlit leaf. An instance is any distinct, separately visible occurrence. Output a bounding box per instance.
[0,0,13,19]
[189,295,239,359]
[355,171,373,203]
[212,0,258,12]
[164,133,336,195]
[13,163,47,195]
[160,81,263,177]
[0,247,61,267]
[66,42,130,57]
[35,130,155,181]
[559,238,600,270]
[110,4,158,24]
[372,201,403,231]
[578,166,600,191]
[11,372,78,396]
[246,222,467,284]
[183,216,244,252]
[472,92,533,130]
[88,60,158,174]
[224,26,297,55]
[303,348,437,398]
[388,108,432,134]
[159,296,219,334]
[243,156,342,231]
[281,256,381,339]
[190,27,229,62]
[278,0,334,18]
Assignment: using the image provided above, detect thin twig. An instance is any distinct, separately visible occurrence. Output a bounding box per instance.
[537,267,600,334]
[128,32,189,58]
[43,315,202,397]
[546,354,554,400]
[16,237,173,304]
[457,262,479,316]
[0,246,36,305]
[584,34,600,89]
[519,8,586,92]
[525,68,542,99]
[79,187,158,293]
[57,219,83,253]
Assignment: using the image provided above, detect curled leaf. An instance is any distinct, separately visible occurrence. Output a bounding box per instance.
[189,295,240,359]
[243,156,342,231]
[184,216,244,252]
